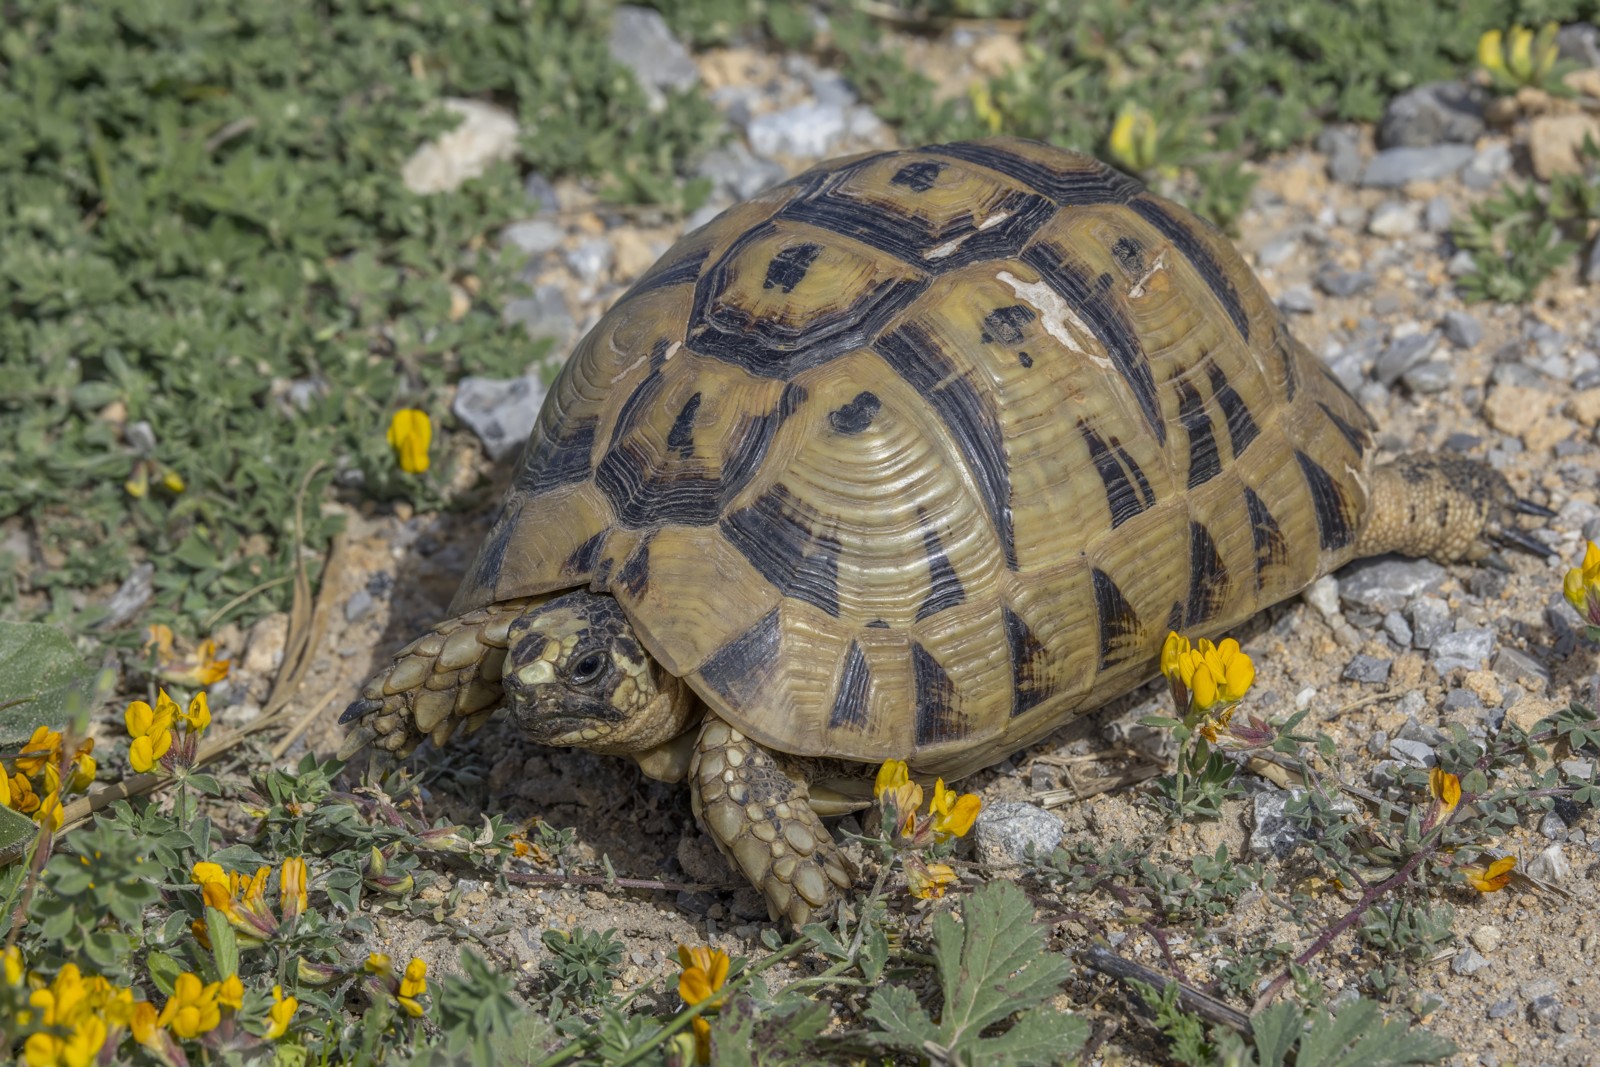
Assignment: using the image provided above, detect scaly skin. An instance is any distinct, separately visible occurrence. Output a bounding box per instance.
[1356,453,1554,563]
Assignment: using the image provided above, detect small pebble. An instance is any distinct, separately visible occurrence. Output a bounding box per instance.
[1367,201,1419,237]
[1276,285,1317,314]
[1423,196,1452,232]
[973,802,1063,867]
[1539,810,1568,840]
[1376,330,1440,385]
[1316,266,1376,298]
[1469,924,1502,953]
[1527,843,1570,883]
[1451,946,1490,975]
[1343,655,1392,684]
[1304,575,1342,617]
[1487,998,1516,1019]
[1441,309,1484,349]
[1389,738,1436,767]
[1401,360,1454,394]
[1382,610,1413,646]
[1360,144,1474,187]
[1409,596,1451,650]
[1431,627,1495,674]
[344,589,375,623]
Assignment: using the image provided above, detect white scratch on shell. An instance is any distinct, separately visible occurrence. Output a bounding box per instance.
[995,269,1110,368]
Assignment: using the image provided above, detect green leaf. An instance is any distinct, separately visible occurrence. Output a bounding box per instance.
[1250,1000,1304,1067]
[864,983,934,1050]
[0,805,37,866]
[860,924,888,985]
[933,881,1073,1047]
[1296,999,1456,1067]
[0,622,94,744]
[206,905,239,981]
[146,950,185,997]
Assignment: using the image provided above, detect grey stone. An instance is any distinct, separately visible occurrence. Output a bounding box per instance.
[1397,716,1445,745]
[608,6,699,106]
[501,219,564,256]
[1409,596,1451,649]
[1527,843,1570,883]
[1539,810,1568,840]
[502,283,575,344]
[565,237,613,286]
[1444,432,1482,453]
[1316,125,1364,185]
[97,562,155,630]
[1396,690,1427,720]
[1369,760,1406,790]
[1367,201,1419,237]
[1343,655,1392,684]
[694,141,788,202]
[344,589,374,623]
[1401,360,1454,394]
[1586,235,1600,285]
[1367,730,1389,756]
[1441,309,1484,349]
[1530,995,1562,1027]
[452,375,548,461]
[1488,998,1516,1019]
[1446,248,1478,275]
[1257,236,1298,268]
[1250,789,1356,858]
[1557,22,1600,68]
[1442,688,1482,713]
[401,99,520,196]
[1389,738,1437,767]
[1361,144,1474,187]
[1338,557,1446,614]
[126,420,157,453]
[1275,285,1317,314]
[1382,610,1413,647]
[973,802,1063,866]
[1462,143,1514,190]
[1376,330,1441,385]
[522,172,559,213]
[1492,647,1551,688]
[1423,195,1452,233]
[1451,946,1491,975]
[1316,265,1375,297]
[1379,81,1487,148]
[746,102,882,159]
[1431,627,1495,674]
[1561,758,1595,779]
[1523,977,1560,1001]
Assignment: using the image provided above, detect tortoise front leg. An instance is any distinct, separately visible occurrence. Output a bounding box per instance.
[690,717,856,929]
[338,598,539,759]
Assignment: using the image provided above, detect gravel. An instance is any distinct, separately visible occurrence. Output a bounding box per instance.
[1360,144,1474,187]
[1408,596,1451,649]
[501,219,564,257]
[1343,654,1392,684]
[1316,125,1363,184]
[1315,265,1376,297]
[1376,330,1440,385]
[1389,738,1437,767]
[695,141,789,202]
[1441,309,1485,349]
[502,283,576,345]
[746,102,882,159]
[1367,201,1419,237]
[1401,361,1454,393]
[1492,647,1551,687]
[1431,627,1496,674]
[1378,81,1487,148]
[607,6,699,107]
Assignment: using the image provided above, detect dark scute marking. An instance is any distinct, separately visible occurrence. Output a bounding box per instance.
[877,324,1016,568]
[866,619,890,629]
[563,531,606,576]
[623,247,708,299]
[981,304,1035,345]
[1078,420,1154,528]
[688,220,931,378]
[1018,351,1033,368]
[827,641,871,730]
[1317,402,1370,456]
[698,608,783,707]
[1111,235,1145,275]
[927,140,1143,205]
[721,485,841,616]
[1092,568,1141,670]
[1273,325,1299,402]
[1175,378,1222,489]
[1296,451,1354,550]
[1206,364,1260,459]
[912,644,964,746]
[1165,601,1184,635]
[516,416,597,495]
[780,382,808,417]
[468,504,520,594]
[618,539,651,598]
[1184,521,1230,628]
[916,522,966,621]
[510,632,548,670]
[1004,606,1050,718]
[890,160,946,192]
[1021,245,1165,445]
[828,391,881,435]
[667,393,701,457]
[606,368,666,450]
[762,242,822,293]
[1243,486,1289,588]
[780,183,1055,274]
[1128,195,1251,343]
[592,557,614,591]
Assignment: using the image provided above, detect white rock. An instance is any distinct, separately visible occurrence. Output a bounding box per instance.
[1468,924,1502,953]
[401,99,520,195]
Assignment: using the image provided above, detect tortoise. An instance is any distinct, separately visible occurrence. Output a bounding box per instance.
[339,137,1550,927]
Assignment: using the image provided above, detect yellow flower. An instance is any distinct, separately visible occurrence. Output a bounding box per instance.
[397,957,428,1017]
[1479,23,1560,87]
[11,772,39,814]
[1429,768,1461,814]
[34,790,63,831]
[1163,633,1254,714]
[873,759,910,798]
[4,946,23,986]
[191,861,275,944]
[179,692,211,735]
[365,952,393,978]
[20,964,127,1067]
[1463,855,1516,893]
[677,946,729,1066]
[157,972,222,1039]
[280,857,308,922]
[266,984,297,1040]
[218,974,244,1012]
[67,740,96,793]
[906,859,958,900]
[1108,103,1160,173]
[15,725,62,776]
[130,1000,162,1047]
[1564,541,1600,626]
[927,779,982,839]
[23,1015,106,1067]
[126,692,179,773]
[387,409,432,474]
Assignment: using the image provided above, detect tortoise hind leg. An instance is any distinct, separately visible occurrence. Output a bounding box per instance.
[1353,453,1554,564]
[338,597,537,759]
[690,717,856,929]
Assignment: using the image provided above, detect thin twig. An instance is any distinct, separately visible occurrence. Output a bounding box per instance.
[1083,944,1253,1036]
[503,870,739,894]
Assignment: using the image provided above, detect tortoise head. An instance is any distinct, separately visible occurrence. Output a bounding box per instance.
[502,589,696,755]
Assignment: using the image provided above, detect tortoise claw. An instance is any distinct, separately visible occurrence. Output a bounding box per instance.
[340,697,384,725]
[1510,496,1557,519]
[1491,527,1556,560]
[336,725,378,760]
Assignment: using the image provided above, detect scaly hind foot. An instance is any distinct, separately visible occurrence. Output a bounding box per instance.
[1354,453,1553,565]
[690,718,857,929]
[338,598,537,759]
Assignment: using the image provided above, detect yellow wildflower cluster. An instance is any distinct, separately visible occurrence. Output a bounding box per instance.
[124,458,186,500]
[124,689,210,775]
[1161,631,1255,740]
[364,953,429,1018]
[1563,541,1600,628]
[676,945,729,1065]
[1478,23,1560,90]
[1422,768,1461,834]
[15,958,138,1067]
[190,857,308,948]
[142,624,231,688]
[1,726,94,831]
[872,760,981,900]
[387,409,432,474]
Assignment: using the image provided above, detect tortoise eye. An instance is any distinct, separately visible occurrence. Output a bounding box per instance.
[568,652,606,686]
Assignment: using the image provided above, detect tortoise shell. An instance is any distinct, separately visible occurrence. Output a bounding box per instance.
[452,137,1375,778]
